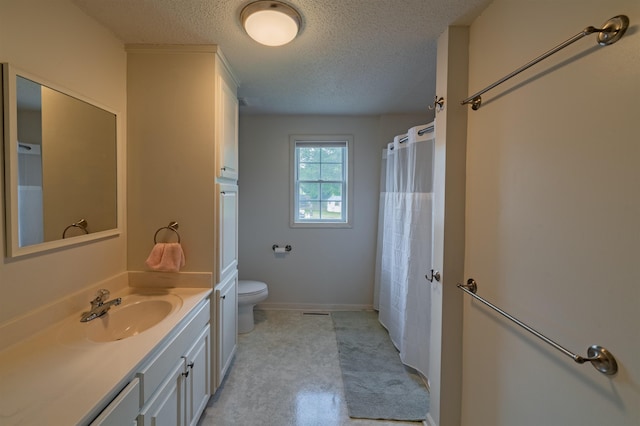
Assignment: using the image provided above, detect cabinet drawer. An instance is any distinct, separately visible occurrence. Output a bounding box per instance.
[90,377,140,426]
[137,299,210,404]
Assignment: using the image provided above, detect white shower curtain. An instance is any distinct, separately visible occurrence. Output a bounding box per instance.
[375,123,434,379]
[18,185,44,246]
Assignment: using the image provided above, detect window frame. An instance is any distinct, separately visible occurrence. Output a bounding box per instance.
[289,135,354,228]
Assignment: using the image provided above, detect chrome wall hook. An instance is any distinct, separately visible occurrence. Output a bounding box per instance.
[428,96,445,112]
[425,269,441,282]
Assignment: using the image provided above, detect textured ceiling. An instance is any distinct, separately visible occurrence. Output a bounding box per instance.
[72,0,490,115]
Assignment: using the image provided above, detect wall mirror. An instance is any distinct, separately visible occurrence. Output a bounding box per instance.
[2,63,120,257]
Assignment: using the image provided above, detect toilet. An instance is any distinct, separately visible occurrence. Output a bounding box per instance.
[237,280,268,333]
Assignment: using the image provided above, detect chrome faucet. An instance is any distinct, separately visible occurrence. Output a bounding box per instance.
[80,289,122,322]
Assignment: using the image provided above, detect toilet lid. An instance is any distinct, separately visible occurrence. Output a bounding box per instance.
[238,280,267,296]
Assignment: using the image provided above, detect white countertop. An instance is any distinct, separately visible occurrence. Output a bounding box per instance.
[0,286,211,426]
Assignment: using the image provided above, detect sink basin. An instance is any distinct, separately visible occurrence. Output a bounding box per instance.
[84,294,182,342]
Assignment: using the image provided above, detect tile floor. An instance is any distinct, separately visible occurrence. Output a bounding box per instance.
[198,310,424,426]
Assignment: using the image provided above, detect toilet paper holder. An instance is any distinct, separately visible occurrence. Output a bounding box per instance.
[272,244,292,253]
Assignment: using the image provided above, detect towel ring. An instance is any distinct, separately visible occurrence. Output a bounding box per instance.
[62,218,89,238]
[153,221,181,243]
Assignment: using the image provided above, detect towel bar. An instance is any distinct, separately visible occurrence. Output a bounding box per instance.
[461,15,629,110]
[458,279,618,375]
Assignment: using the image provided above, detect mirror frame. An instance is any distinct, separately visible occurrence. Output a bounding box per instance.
[2,63,122,257]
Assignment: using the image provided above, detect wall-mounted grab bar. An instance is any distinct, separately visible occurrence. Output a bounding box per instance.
[458,279,618,375]
[461,15,629,110]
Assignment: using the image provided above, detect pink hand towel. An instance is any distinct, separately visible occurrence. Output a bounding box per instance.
[145,242,186,272]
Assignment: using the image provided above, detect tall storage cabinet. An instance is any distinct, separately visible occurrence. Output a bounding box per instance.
[126,45,239,396]
[214,74,239,387]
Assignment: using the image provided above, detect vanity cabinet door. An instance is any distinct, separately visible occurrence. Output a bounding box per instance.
[185,325,211,426]
[215,271,237,388]
[216,74,238,181]
[138,360,186,426]
[137,300,210,403]
[136,300,212,426]
[90,378,140,426]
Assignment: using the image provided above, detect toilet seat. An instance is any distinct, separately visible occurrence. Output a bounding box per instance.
[238,280,268,297]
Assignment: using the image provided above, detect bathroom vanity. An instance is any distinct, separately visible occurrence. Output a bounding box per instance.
[97,295,210,426]
[0,286,212,425]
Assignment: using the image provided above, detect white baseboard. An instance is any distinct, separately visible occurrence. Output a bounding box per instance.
[256,302,373,312]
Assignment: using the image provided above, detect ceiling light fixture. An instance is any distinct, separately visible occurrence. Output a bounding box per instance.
[240,1,301,47]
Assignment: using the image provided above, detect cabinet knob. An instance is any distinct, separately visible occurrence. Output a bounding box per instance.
[221,295,226,300]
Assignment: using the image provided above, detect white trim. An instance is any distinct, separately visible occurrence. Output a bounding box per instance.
[2,63,123,258]
[425,412,437,426]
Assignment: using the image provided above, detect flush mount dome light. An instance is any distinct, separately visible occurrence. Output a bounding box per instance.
[240,1,301,47]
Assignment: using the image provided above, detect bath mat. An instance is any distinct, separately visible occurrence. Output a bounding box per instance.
[331,311,429,421]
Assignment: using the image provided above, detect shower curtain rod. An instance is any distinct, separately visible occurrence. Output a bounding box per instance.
[460,14,629,110]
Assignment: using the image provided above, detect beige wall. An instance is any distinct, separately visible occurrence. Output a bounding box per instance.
[462,1,639,425]
[0,0,127,323]
[126,47,219,273]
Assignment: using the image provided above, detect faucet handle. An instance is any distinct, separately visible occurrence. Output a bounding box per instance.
[94,288,110,304]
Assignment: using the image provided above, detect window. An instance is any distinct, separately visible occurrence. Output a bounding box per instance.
[290,135,353,227]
